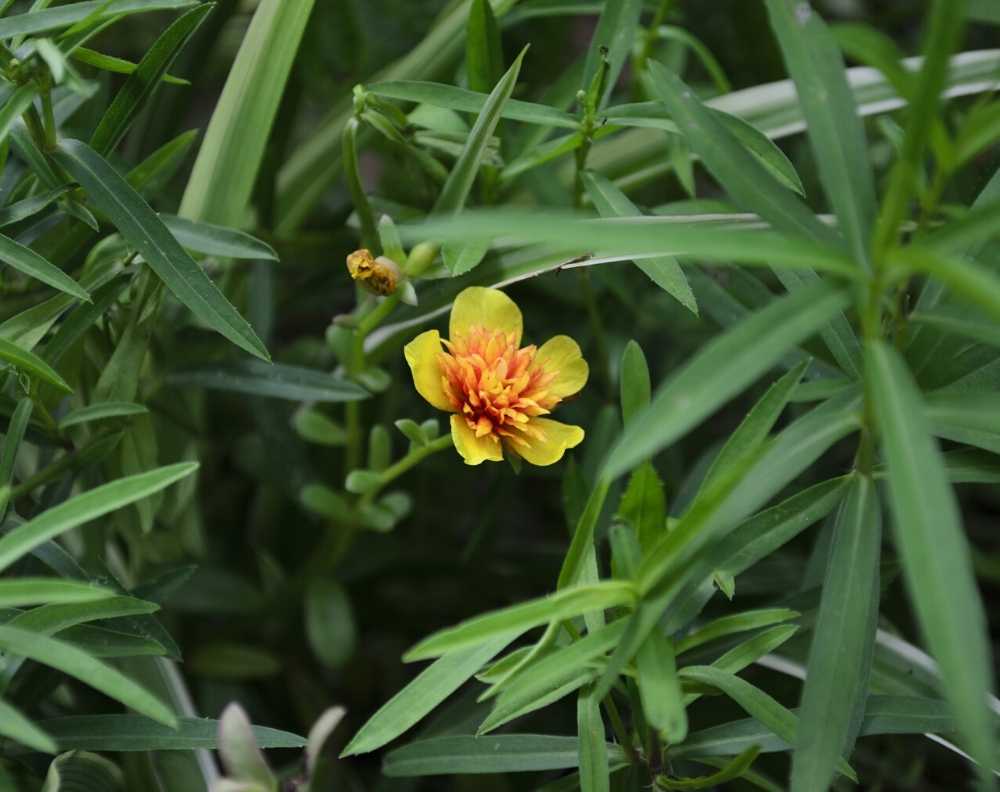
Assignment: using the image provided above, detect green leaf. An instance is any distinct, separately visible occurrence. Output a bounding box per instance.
[909,305,1000,351]
[0,579,112,608]
[405,582,636,661]
[675,608,799,655]
[54,140,269,361]
[367,81,578,129]
[89,3,211,155]
[583,171,696,313]
[0,698,57,753]
[766,0,877,270]
[71,48,189,85]
[179,0,316,227]
[295,408,347,446]
[925,391,1000,454]
[58,402,148,430]
[0,336,73,393]
[0,1,198,37]
[901,246,1000,325]
[581,0,642,108]
[866,340,996,786]
[0,625,176,726]
[218,703,277,787]
[0,397,32,492]
[619,340,651,426]
[409,210,860,276]
[434,47,526,214]
[342,634,515,757]
[673,695,960,760]
[637,628,687,743]
[0,462,197,572]
[160,215,279,261]
[41,751,123,792]
[37,715,305,751]
[383,735,628,777]
[680,665,855,782]
[577,687,609,792]
[617,463,666,551]
[0,187,67,228]
[467,0,504,94]
[0,86,38,150]
[696,361,807,502]
[873,1,966,255]
[658,746,761,790]
[602,283,850,480]
[645,61,840,249]
[792,475,881,792]
[168,360,369,402]
[479,621,628,734]
[305,579,356,670]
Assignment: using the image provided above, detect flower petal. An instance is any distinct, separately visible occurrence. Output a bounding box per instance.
[404,329,453,411]
[450,287,522,346]
[533,335,589,400]
[508,417,584,466]
[451,415,503,465]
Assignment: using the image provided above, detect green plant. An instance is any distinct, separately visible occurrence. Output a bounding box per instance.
[0,1,998,790]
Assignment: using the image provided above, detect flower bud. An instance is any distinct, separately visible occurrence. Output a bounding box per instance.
[346,249,401,296]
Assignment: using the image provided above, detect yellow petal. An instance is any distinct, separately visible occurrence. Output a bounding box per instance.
[509,417,584,466]
[450,287,522,346]
[404,329,453,411]
[451,415,503,465]
[533,335,588,400]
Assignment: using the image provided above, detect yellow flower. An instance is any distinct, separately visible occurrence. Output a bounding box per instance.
[404,287,588,466]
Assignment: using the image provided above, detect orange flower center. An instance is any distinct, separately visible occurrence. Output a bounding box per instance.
[439,326,557,443]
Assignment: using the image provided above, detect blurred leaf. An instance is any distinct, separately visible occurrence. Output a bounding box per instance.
[867,340,996,784]
[0,579,112,608]
[41,751,123,792]
[37,715,304,752]
[58,402,148,430]
[0,698,57,753]
[217,704,276,788]
[577,687,609,792]
[90,4,212,156]
[675,608,799,655]
[55,140,270,361]
[367,81,577,128]
[467,0,504,94]
[168,361,369,402]
[305,579,356,670]
[0,1,198,38]
[179,0,315,226]
[189,644,281,680]
[581,0,642,108]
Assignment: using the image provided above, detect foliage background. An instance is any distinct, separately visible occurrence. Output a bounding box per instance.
[0,0,998,790]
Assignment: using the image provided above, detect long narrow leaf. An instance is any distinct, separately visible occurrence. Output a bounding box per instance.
[866,340,996,786]
[54,140,269,361]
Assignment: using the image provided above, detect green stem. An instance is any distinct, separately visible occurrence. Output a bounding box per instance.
[342,116,378,251]
[604,693,639,765]
[40,89,56,151]
[360,433,453,507]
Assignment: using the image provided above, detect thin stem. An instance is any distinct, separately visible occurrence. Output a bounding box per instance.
[359,433,453,507]
[40,89,56,150]
[603,693,639,765]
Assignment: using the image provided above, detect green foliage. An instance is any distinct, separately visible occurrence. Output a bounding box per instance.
[0,2,997,791]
